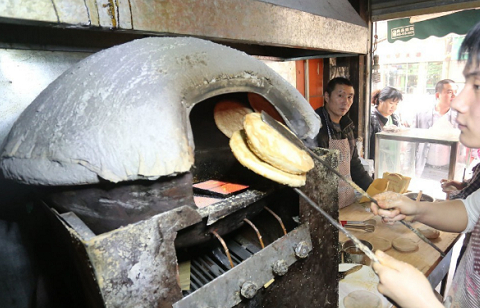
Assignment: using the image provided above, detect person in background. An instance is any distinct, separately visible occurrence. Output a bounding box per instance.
[415,79,458,129]
[313,77,373,208]
[441,153,480,200]
[369,86,403,160]
[414,79,458,177]
[370,21,480,308]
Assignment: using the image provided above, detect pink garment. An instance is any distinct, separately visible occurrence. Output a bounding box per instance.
[444,219,480,307]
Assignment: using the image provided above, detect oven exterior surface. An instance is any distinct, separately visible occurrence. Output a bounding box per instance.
[47,149,340,308]
[1,37,320,187]
[0,13,343,307]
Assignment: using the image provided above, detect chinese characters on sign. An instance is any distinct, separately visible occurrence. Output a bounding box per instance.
[391,25,415,40]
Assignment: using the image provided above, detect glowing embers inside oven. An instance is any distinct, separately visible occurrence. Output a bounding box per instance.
[193,196,222,208]
[193,180,249,208]
[193,180,249,196]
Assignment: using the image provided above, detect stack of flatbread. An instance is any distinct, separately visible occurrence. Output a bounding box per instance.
[359,172,410,203]
[229,113,314,187]
[214,99,254,138]
[383,172,411,194]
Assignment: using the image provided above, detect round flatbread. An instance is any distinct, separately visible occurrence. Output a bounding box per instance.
[247,93,285,124]
[371,237,392,252]
[418,227,440,239]
[243,113,314,175]
[214,100,253,138]
[344,290,382,308]
[229,130,306,187]
[392,237,418,253]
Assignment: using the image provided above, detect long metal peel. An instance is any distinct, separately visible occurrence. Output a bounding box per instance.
[260,111,377,204]
[294,188,379,263]
[399,220,445,257]
[260,111,446,258]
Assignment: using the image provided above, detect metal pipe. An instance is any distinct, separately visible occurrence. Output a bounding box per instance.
[211,230,235,269]
[264,206,287,235]
[243,218,265,249]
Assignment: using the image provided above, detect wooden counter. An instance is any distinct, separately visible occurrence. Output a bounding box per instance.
[339,202,460,283]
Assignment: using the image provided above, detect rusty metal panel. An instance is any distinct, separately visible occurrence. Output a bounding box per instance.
[128,0,368,54]
[95,0,118,28]
[258,0,366,26]
[0,0,368,55]
[117,0,133,29]
[173,224,312,308]
[242,148,340,308]
[85,0,101,26]
[64,205,203,308]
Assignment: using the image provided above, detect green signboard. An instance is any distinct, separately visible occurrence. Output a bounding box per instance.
[387,9,480,43]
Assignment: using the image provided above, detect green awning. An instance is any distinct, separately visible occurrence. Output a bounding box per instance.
[387,9,480,43]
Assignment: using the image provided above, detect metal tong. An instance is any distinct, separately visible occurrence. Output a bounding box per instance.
[341,219,376,226]
[344,224,375,233]
[341,219,376,232]
[260,111,446,258]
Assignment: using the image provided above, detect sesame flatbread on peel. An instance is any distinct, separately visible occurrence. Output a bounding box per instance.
[243,113,314,175]
[229,130,306,187]
[214,99,253,138]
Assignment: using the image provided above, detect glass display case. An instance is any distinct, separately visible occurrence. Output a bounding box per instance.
[374,128,469,200]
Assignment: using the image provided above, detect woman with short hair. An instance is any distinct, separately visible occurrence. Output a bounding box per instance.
[369,86,403,160]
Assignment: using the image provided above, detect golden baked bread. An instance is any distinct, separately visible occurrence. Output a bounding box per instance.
[229,130,306,187]
[243,113,314,175]
[359,178,390,203]
[214,99,253,138]
[383,172,411,194]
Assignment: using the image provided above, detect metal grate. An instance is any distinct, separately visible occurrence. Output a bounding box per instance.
[183,235,262,295]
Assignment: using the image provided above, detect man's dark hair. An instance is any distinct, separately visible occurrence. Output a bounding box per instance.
[459,21,480,69]
[324,77,353,96]
[371,86,403,106]
[435,79,455,94]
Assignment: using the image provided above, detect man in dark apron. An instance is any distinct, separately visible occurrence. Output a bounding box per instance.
[313,77,373,208]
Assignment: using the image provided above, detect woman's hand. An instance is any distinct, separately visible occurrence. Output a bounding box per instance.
[370,191,418,222]
[373,251,443,308]
[440,179,464,193]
